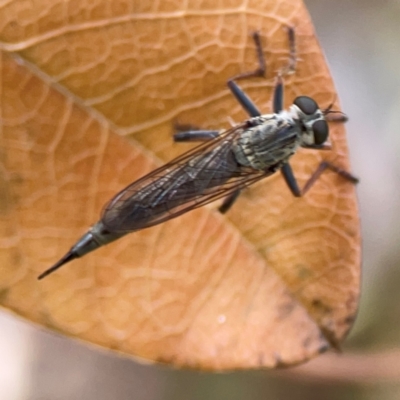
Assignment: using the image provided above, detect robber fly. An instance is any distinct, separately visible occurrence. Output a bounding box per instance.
[38,28,358,280]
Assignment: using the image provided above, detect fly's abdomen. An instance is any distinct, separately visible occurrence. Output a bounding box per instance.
[102,145,240,232]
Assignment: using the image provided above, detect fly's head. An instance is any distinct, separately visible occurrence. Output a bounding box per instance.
[290,96,328,148]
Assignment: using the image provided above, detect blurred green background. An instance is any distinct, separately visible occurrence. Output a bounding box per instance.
[2,0,400,399]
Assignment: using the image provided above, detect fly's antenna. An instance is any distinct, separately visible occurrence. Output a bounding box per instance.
[322,96,348,122]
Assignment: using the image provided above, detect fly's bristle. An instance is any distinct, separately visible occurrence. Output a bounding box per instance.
[38,251,78,280]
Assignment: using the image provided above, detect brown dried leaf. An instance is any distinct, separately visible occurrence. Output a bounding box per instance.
[0,0,360,370]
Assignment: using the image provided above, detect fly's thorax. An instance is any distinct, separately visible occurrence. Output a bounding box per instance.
[233,114,301,171]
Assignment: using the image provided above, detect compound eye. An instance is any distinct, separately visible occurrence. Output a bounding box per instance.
[294,96,318,115]
[312,120,328,145]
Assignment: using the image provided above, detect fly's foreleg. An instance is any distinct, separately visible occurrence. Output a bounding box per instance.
[281,27,357,195]
[281,162,359,197]
[273,28,356,192]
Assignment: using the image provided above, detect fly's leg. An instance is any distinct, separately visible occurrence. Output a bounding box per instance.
[279,106,358,194]
[279,26,297,76]
[175,34,268,132]
[174,130,220,142]
[281,162,359,197]
[279,101,357,194]
[273,75,284,113]
[273,26,296,114]
[275,28,358,194]
[221,29,295,213]
[218,190,241,214]
[277,75,356,195]
[230,31,267,82]
[226,31,265,117]
[173,32,266,144]
[173,32,266,213]
[175,29,295,139]
[227,27,297,117]
[217,31,271,213]
[222,29,293,213]
[173,121,220,142]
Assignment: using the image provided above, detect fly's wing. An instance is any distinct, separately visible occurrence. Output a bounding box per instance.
[101,124,270,233]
